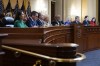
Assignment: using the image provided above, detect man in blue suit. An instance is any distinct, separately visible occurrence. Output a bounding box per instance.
[26,11,38,27]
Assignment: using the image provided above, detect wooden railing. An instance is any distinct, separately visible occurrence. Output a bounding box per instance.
[2,45,85,63]
[2,43,85,66]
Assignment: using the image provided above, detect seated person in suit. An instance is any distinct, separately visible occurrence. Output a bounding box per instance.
[64,17,72,26]
[83,16,90,26]
[26,11,39,27]
[2,12,14,27]
[36,13,44,27]
[43,16,51,27]
[14,10,28,28]
[51,15,64,26]
[0,14,5,27]
[90,17,96,26]
[72,16,81,24]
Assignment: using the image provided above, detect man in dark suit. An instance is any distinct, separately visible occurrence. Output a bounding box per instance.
[26,11,38,27]
[51,15,64,26]
[83,16,90,26]
[72,16,81,24]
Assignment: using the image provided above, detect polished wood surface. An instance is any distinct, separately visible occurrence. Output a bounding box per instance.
[43,26,73,43]
[83,26,100,51]
[0,25,100,52]
[73,25,100,52]
[0,34,8,66]
[0,52,5,66]
[0,34,8,45]
[0,28,44,44]
[0,26,73,44]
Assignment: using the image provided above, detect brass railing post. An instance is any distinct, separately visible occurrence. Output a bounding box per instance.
[33,60,42,66]
[49,60,56,66]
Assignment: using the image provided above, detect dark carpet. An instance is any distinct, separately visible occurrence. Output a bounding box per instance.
[77,49,100,66]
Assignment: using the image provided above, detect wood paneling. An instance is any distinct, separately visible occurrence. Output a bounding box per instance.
[1,25,100,66]
[74,25,100,52]
[43,26,73,43]
[0,25,100,52]
[0,26,73,44]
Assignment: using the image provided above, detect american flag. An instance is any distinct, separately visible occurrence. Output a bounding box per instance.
[6,0,12,11]
[14,0,19,14]
[26,0,31,16]
[21,0,25,12]
[0,0,4,14]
